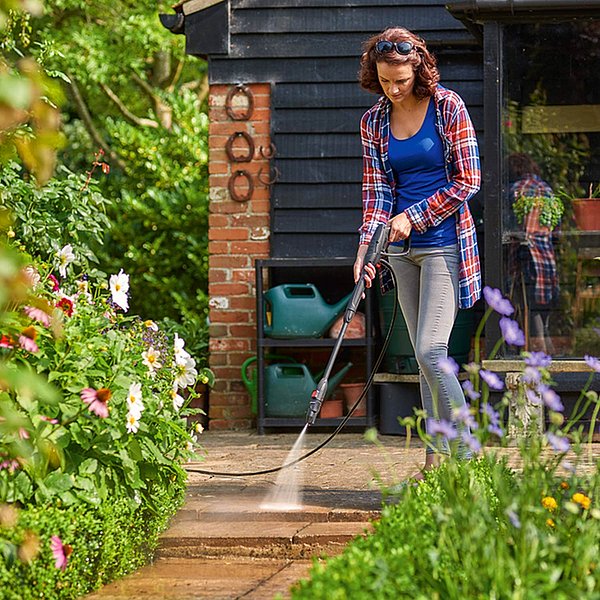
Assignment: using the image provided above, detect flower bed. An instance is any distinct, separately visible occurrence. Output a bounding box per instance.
[291,286,600,598]
[0,234,212,596]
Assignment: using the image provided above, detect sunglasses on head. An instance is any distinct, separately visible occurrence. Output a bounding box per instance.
[375,40,414,55]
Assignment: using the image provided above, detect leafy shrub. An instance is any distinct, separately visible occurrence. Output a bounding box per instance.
[0,477,185,599]
[291,454,600,599]
[0,161,111,271]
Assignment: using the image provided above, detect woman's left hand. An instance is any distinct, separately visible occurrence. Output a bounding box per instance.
[388,213,412,242]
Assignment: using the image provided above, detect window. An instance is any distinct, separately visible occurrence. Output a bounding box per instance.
[502,20,600,357]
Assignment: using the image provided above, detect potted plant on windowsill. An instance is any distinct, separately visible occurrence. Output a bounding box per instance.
[571,184,600,231]
[512,193,564,232]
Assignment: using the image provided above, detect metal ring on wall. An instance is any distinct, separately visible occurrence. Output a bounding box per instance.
[257,166,280,187]
[225,131,255,163]
[259,142,277,159]
[225,84,254,121]
[228,170,254,202]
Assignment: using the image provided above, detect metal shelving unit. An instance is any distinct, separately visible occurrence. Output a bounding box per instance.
[255,257,375,434]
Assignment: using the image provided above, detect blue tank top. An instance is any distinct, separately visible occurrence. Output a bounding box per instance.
[388,99,457,247]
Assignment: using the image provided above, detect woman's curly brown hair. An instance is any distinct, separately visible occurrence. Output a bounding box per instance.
[358,27,439,100]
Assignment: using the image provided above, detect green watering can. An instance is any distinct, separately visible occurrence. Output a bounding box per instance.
[263,283,352,339]
[242,354,298,415]
[264,361,353,418]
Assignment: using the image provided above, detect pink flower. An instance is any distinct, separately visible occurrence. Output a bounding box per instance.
[19,327,39,353]
[24,306,52,327]
[81,387,111,418]
[48,274,60,292]
[50,536,71,571]
[18,427,30,440]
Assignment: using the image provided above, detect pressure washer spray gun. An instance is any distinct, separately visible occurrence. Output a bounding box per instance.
[306,222,395,426]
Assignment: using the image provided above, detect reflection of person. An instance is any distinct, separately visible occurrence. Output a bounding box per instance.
[508,152,558,353]
[354,27,481,476]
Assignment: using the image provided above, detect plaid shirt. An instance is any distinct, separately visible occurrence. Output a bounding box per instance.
[359,85,481,309]
[509,175,558,305]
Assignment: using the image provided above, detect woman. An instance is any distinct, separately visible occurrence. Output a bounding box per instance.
[355,27,481,475]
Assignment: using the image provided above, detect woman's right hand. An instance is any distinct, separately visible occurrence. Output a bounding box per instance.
[354,244,377,288]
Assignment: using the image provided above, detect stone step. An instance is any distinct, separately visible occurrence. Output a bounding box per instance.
[172,498,379,524]
[158,519,373,559]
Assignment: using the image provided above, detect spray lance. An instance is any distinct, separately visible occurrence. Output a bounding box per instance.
[306,222,395,426]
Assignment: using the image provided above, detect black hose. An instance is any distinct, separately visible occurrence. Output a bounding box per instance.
[186,258,398,477]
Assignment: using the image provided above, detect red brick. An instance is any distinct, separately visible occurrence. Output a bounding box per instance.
[210,201,252,215]
[223,406,252,419]
[209,338,250,352]
[212,366,244,380]
[209,353,228,366]
[229,324,256,338]
[231,214,269,228]
[228,353,254,367]
[208,282,249,296]
[250,199,271,212]
[208,228,248,241]
[209,269,229,283]
[208,240,230,254]
[208,161,230,175]
[229,296,257,310]
[230,240,270,254]
[210,255,250,269]
[209,310,251,324]
[230,269,255,284]
[209,214,230,228]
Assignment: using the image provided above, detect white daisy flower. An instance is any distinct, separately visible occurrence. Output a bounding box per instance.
[174,355,198,389]
[126,382,145,418]
[171,387,185,411]
[142,347,162,377]
[126,411,140,434]
[173,333,191,365]
[109,269,129,311]
[57,245,75,278]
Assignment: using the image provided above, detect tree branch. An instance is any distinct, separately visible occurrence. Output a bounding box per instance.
[166,57,185,94]
[100,82,159,128]
[67,75,126,170]
[131,72,172,130]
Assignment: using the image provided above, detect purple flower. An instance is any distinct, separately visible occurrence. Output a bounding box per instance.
[488,424,505,437]
[525,388,542,405]
[584,355,600,373]
[483,286,514,316]
[499,317,525,347]
[462,379,481,401]
[427,418,458,440]
[539,385,564,412]
[546,432,570,453]
[480,370,504,391]
[454,404,478,429]
[438,356,459,376]
[524,351,552,368]
[522,366,542,386]
[461,431,481,453]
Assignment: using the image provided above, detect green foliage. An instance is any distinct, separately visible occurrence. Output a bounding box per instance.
[292,455,600,599]
[0,477,185,599]
[0,161,111,270]
[512,194,565,229]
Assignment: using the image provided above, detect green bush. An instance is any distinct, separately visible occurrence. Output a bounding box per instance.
[0,476,185,599]
[291,454,600,599]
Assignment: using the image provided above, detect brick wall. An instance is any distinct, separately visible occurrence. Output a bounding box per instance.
[206,83,271,429]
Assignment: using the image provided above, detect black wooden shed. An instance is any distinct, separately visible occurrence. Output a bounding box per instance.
[162,0,600,430]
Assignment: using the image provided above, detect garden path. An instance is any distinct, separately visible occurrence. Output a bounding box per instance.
[84,430,422,599]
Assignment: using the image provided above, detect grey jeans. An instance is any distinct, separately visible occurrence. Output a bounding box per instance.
[387,244,471,457]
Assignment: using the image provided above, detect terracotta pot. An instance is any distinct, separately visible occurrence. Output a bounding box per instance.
[340,383,367,417]
[319,398,343,419]
[573,198,600,231]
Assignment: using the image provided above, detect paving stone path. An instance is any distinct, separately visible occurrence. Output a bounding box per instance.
[86,430,421,599]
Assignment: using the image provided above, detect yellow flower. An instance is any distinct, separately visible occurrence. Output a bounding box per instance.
[546,518,555,528]
[560,481,569,490]
[542,496,558,512]
[572,493,591,510]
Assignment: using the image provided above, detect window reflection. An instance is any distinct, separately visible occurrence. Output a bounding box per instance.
[502,21,600,358]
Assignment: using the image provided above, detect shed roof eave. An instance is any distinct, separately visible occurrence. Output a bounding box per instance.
[447,0,600,23]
